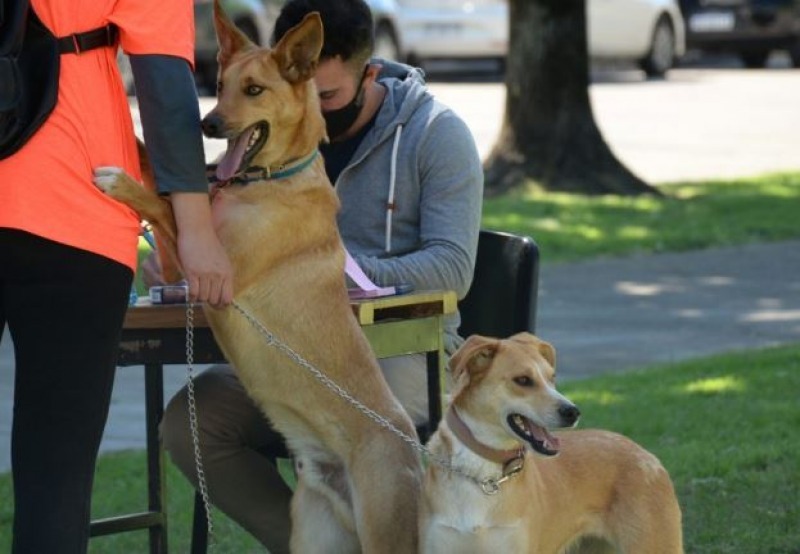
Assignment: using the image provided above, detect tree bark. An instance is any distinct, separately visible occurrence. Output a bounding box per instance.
[484,0,660,196]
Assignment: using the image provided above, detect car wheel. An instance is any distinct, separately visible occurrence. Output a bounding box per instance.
[739,50,770,68]
[235,18,261,45]
[789,40,800,68]
[374,21,402,62]
[639,15,675,78]
[194,62,218,97]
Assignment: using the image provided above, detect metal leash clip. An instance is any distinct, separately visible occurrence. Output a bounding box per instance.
[480,451,525,495]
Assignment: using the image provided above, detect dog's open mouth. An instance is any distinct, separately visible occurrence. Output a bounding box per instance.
[508,414,560,457]
[215,121,269,181]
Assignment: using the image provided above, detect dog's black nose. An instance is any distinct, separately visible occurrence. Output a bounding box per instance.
[559,403,581,426]
[201,113,225,138]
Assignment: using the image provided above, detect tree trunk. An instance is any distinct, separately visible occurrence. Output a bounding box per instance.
[484,0,660,196]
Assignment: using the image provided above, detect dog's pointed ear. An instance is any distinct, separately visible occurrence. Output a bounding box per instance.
[509,332,556,369]
[213,0,257,68]
[450,335,499,383]
[271,12,323,84]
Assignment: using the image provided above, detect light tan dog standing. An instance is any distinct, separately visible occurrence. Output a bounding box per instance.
[420,333,683,553]
[94,4,422,552]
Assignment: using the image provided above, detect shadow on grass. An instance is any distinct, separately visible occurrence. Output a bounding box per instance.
[561,345,800,553]
[0,345,797,552]
[482,172,800,263]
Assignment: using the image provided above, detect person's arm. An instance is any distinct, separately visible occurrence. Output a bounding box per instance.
[352,111,484,299]
[130,54,233,306]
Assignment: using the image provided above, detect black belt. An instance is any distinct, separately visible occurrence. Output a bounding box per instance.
[58,24,118,55]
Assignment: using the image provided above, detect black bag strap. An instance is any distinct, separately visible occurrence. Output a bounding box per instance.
[1,4,119,159]
[2,0,117,57]
[58,23,118,55]
[0,0,28,55]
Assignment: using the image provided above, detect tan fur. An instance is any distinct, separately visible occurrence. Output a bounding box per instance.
[97,5,421,552]
[420,333,683,553]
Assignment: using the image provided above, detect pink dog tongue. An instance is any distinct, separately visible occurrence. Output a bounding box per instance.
[215,128,254,181]
[529,422,560,452]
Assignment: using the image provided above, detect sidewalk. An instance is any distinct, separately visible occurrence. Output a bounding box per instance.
[2,239,799,472]
[536,240,800,380]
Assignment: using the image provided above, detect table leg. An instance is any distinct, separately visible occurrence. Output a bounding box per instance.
[144,363,168,554]
[425,350,443,439]
[190,491,209,554]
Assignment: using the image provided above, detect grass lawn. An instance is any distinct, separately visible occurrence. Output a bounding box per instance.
[3,171,798,551]
[132,171,800,295]
[1,344,798,552]
[482,172,800,263]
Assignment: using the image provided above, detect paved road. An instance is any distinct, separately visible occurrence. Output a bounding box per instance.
[538,240,800,379]
[1,66,799,472]
[195,64,800,186]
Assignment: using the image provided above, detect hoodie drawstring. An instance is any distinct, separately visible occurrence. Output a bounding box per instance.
[385,124,403,253]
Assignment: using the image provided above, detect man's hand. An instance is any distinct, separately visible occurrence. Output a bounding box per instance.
[171,192,234,307]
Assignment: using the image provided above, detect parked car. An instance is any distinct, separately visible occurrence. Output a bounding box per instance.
[366,0,686,77]
[679,0,800,67]
[193,0,282,91]
[589,0,686,76]
[368,0,507,66]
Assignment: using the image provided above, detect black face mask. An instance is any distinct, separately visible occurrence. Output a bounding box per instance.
[323,67,368,141]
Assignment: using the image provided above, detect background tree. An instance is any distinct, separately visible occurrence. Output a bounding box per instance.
[483,0,660,196]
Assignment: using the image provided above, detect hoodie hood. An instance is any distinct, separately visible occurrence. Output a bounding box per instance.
[370,59,431,145]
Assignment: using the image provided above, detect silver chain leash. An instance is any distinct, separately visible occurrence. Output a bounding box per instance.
[230,300,522,494]
[181,292,518,554]
[185,302,215,545]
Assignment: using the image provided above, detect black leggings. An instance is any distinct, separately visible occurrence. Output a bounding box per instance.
[0,228,133,554]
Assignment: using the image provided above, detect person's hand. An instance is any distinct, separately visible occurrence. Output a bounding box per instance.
[177,228,234,307]
[170,192,234,307]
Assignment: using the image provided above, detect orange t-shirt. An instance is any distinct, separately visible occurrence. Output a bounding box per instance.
[0,0,196,271]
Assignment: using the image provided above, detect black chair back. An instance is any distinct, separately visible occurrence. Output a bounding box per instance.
[458,229,540,338]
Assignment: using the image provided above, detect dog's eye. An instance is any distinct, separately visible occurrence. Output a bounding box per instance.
[513,376,535,388]
[245,85,264,97]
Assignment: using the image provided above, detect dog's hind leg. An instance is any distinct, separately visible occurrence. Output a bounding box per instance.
[290,467,360,554]
[604,479,684,554]
[567,537,617,554]
[611,511,684,554]
[348,437,421,553]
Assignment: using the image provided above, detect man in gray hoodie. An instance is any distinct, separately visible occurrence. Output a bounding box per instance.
[161,0,483,550]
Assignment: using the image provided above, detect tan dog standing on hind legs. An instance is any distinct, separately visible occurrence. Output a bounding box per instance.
[420,333,683,553]
[94,4,422,552]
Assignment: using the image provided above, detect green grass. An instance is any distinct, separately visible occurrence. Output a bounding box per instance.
[131,172,800,292]
[4,171,798,551]
[482,172,800,263]
[560,345,800,554]
[2,345,798,552]
[0,451,267,553]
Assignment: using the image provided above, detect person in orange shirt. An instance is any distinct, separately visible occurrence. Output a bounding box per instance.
[0,1,232,552]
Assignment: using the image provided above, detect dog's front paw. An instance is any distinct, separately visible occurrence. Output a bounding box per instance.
[93,166,125,194]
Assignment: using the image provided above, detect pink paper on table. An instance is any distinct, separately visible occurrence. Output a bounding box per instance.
[345,250,396,299]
